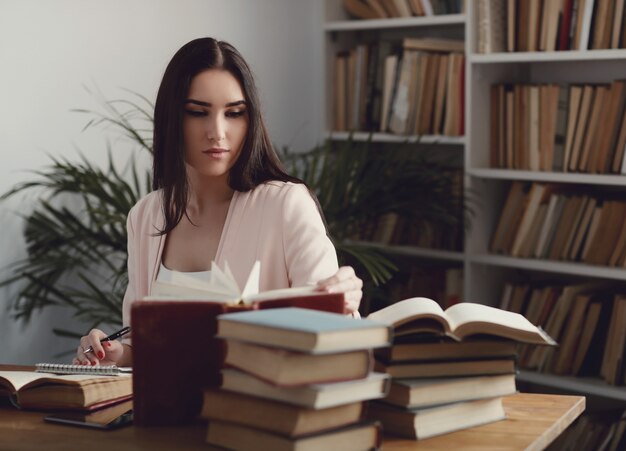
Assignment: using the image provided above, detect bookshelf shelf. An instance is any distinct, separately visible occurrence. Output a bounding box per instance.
[327,131,466,145]
[470,254,626,281]
[349,241,465,262]
[470,49,626,64]
[324,14,466,32]
[517,371,626,402]
[467,169,626,186]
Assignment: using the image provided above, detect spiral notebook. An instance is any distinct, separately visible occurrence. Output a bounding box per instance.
[35,363,132,376]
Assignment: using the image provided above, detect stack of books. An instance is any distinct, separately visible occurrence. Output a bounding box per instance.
[366,297,556,439]
[201,307,393,451]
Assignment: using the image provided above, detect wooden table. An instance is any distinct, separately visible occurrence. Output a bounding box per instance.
[0,390,583,451]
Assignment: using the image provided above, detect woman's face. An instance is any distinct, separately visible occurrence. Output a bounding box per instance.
[183,69,249,179]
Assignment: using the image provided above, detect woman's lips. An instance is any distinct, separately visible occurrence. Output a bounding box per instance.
[202,148,229,158]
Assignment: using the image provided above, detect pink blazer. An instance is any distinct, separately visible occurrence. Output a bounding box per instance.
[121,181,339,340]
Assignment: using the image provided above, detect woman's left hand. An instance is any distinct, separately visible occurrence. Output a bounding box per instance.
[315,266,363,315]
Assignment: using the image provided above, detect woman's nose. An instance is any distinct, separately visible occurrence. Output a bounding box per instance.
[207,116,225,142]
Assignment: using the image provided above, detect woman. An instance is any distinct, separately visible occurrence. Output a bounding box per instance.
[73,38,363,367]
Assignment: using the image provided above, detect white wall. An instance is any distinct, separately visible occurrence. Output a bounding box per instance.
[0,0,324,364]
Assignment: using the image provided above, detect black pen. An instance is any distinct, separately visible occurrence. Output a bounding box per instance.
[82,326,131,354]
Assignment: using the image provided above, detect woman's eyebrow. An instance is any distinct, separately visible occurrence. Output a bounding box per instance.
[184,99,247,107]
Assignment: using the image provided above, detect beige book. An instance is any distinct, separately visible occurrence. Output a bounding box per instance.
[402,37,465,53]
[568,85,595,170]
[611,0,626,48]
[571,300,603,374]
[368,297,556,345]
[611,109,626,172]
[432,54,449,135]
[346,49,356,130]
[601,297,626,384]
[507,0,517,51]
[561,195,590,260]
[551,294,593,374]
[220,369,389,409]
[367,397,506,440]
[443,53,463,136]
[477,0,507,53]
[511,183,547,257]
[534,193,561,258]
[333,53,348,131]
[591,0,612,49]
[577,0,595,50]
[342,0,380,19]
[364,0,389,17]
[593,80,626,173]
[528,85,541,171]
[407,0,425,15]
[380,54,398,132]
[374,358,516,379]
[527,0,541,51]
[568,197,597,260]
[532,283,599,371]
[608,219,626,266]
[0,371,132,411]
[563,85,583,172]
[418,53,440,134]
[578,85,609,171]
[201,389,364,437]
[518,203,547,258]
[506,87,515,168]
[515,85,529,169]
[392,0,413,17]
[384,374,516,409]
[580,204,605,261]
[207,420,380,451]
[542,85,560,170]
[589,201,626,265]
[548,195,584,260]
[388,51,416,134]
[490,181,525,253]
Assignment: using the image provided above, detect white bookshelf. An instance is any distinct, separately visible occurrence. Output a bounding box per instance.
[467,169,626,186]
[323,1,626,403]
[327,131,465,145]
[518,371,626,402]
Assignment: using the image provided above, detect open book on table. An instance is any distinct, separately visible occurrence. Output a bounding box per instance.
[367,297,556,345]
[0,370,132,411]
[146,260,343,309]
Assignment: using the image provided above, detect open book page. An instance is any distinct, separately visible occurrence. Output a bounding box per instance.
[145,261,253,302]
[0,371,125,393]
[144,260,320,305]
[444,303,556,344]
[367,298,451,331]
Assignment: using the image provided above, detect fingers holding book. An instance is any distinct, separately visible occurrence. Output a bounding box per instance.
[315,266,363,316]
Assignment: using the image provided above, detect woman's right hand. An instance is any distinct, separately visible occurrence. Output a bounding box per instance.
[72,329,125,366]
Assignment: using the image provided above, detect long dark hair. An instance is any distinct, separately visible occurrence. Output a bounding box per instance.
[152,37,304,235]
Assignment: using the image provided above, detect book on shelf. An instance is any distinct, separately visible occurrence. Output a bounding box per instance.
[0,370,132,411]
[374,357,516,379]
[342,0,379,20]
[478,0,625,51]
[366,396,506,439]
[220,369,390,409]
[477,0,506,53]
[367,297,556,345]
[374,338,518,362]
[222,339,373,386]
[201,389,364,437]
[206,420,381,451]
[217,307,392,354]
[383,373,516,409]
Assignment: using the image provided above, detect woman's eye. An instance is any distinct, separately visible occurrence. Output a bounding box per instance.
[226,110,246,118]
[185,110,207,117]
